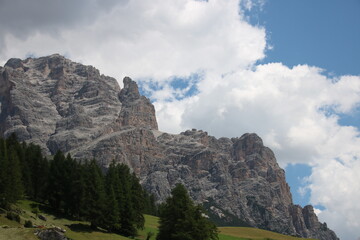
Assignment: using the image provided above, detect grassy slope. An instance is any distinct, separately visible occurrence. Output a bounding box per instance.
[219,227,317,240]
[0,200,316,240]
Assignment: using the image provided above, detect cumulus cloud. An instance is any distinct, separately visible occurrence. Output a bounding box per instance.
[310,159,360,240]
[0,0,122,46]
[0,0,266,81]
[1,0,359,239]
[153,63,360,240]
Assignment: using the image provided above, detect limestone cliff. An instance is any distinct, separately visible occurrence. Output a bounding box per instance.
[0,55,338,240]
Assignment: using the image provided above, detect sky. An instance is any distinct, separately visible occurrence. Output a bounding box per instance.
[0,0,359,239]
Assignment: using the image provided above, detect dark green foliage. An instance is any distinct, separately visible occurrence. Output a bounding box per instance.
[0,135,24,207]
[21,143,49,201]
[47,151,67,211]
[6,211,21,222]
[24,220,33,228]
[0,134,150,238]
[146,231,154,240]
[84,159,106,229]
[143,191,158,216]
[157,184,218,240]
[104,161,145,236]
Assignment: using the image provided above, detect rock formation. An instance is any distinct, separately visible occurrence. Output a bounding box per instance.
[0,54,338,240]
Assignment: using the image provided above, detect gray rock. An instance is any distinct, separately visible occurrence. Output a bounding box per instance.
[38,214,47,221]
[0,55,338,240]
[36,228,69,240]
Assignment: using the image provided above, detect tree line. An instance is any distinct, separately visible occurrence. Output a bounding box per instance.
[0,134,218,240]
[0,134,156,237]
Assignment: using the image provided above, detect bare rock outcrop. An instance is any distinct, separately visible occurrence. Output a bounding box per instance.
[0,55,338,240]
[36,228,69,240]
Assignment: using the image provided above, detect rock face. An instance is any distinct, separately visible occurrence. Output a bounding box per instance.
[36,228,69,240]
[0,55,338,240]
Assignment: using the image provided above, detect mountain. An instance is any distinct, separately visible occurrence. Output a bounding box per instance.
[0,54,338,240]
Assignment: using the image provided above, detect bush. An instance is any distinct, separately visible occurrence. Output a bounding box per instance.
[6,211,21,222]
[24,220,33,228]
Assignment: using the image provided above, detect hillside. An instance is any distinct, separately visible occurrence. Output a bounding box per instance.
[0,200,317,240]
[0,54,338,239]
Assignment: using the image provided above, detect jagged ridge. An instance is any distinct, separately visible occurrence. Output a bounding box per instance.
[0,55,338,240]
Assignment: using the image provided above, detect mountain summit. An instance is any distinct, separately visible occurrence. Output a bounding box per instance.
[0,54,338,240]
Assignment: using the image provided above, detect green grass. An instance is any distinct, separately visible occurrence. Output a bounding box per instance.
[0,200,317,240]
[218,227,317,240]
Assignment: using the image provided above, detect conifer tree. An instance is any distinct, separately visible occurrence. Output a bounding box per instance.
[156,184,218,240]
[117,164,137,237]
[130,172,145,229]
[104,186,120,231]
[68,159,86,218]
[104,161,121,231]
[84,159,106,229]
[0,137,7,207]
[3,146,24,204]
[47,151,66,210]
[143,191,158,216]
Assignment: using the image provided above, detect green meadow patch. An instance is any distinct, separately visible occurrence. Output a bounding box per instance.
[0,200,317,240]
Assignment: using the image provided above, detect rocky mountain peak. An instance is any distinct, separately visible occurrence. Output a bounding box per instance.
[0,54,157,155]
[234,133,264,155]
[0,55,338,240]
[5,58,24,69]
[119,76,141,102]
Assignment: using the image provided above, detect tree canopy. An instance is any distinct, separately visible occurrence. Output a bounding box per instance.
[157,183,218,240]
[0,134,156,238]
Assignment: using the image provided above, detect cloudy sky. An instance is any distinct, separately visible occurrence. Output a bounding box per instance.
[1,0,359,239]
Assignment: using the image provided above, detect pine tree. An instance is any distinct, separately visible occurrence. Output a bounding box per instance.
[144,191,158,216]
[0,136,24,207]
[3,146,24,204]
[67,159,86,218]
[156,184,218,240]
[104,186,120,232]
[47,151,66,210]
[104,161,121,231]
[117,164,137,237]
[130,172,145,229]
[84,159,106,229]
[0,137,7,207]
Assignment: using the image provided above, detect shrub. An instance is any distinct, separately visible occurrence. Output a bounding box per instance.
[24,220,33,228]
[6,211,21,222]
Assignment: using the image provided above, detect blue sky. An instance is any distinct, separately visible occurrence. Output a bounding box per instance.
[1,1,359,239]
[246,0,360,209]
[252,0,360,76]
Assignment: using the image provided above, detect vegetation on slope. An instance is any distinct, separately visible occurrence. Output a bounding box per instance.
[0,134,157,237]
[0,134,317,240]
[0,200,317,240]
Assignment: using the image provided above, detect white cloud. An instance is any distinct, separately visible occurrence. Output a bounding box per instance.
[155,63,360,240]
[310,160,360,240]
[1,1,360,239]
[0,0,266,81]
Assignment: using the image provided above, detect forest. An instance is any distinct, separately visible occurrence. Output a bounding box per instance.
[0,134,157,237]
[0,134,218,240]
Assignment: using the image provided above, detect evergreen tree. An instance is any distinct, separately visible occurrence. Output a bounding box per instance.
[67,159,86,218]
[143,191,158,216]
[47,151,67,210]
[104,186,120,232]
[130,172,145,229]
[0,143,24,205]
[117,164,137,237]
[0,137,7,207]
[25,143,49,201]
[7,146,24,202]
[84,159,106,229]
[156,184,218,240]
[104,161,121,231]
